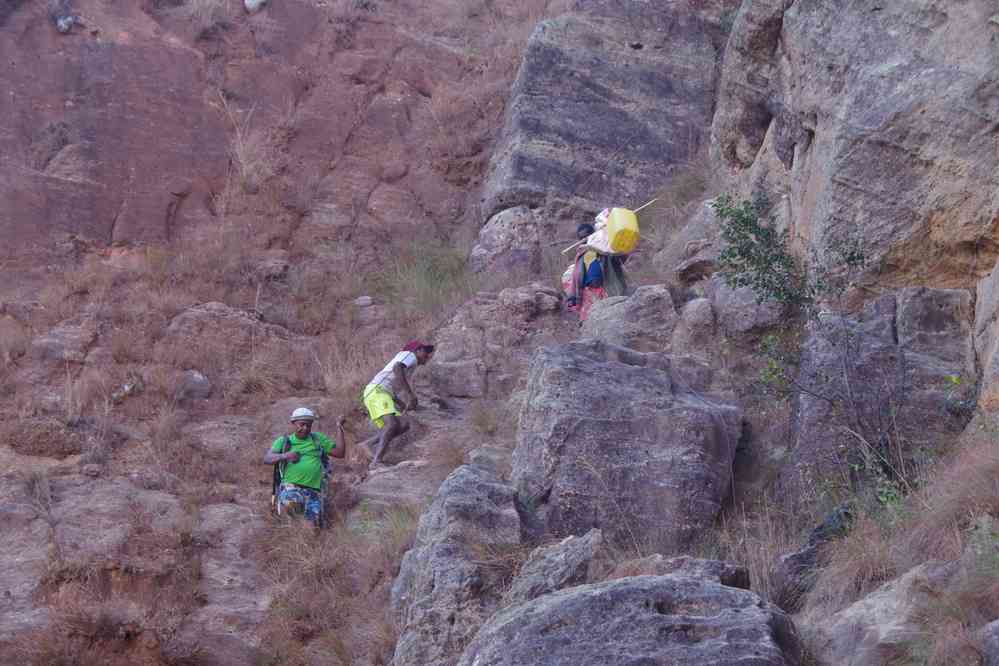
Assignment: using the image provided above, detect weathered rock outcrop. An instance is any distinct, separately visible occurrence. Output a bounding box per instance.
[164,504,270,666]
[502,529,610,607]
[975,261,999,410]
[469,206,542,275]
[607,554,751,591]
[31,311,99,364]
[582,284,678,352]
[0,474,191,661]
[984,619,999,666]
[155,302,319,391]
[713,0,999,290]
[390,460,521,666]
[481,0,734,242]
[781,289,975,504]
[0,1,226,245]
[428,283,567,400]
[0,473,51,660]
[512,339,742,551]
[457,575,801,666]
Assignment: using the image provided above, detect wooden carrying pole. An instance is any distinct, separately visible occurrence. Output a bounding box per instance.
[632,197,659,214]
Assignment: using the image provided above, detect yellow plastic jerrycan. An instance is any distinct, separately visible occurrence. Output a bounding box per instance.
[607,207,639,254]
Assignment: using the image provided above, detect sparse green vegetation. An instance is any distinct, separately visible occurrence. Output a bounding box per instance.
[712,194,865,311]
[373,244,479,316]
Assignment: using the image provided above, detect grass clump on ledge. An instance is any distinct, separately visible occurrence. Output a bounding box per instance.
[373,244,478,316]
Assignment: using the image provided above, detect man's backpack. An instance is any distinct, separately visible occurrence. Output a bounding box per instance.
[270,434,330,508]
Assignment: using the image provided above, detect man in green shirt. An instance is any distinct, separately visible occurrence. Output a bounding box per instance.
[263,407,346,528]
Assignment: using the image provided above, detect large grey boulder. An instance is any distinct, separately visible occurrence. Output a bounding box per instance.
[31,313,98,363]
[582,284,678,352]
[710,275,784,335]
[457,575,801,666]
[469,206,541,275]
[671,297,717,361]
[512,339,742,552]
[427,284,564,400]
[502,529,610,607]
[390,461,521,666]
[780,289,975,505]
[481,3,730,224]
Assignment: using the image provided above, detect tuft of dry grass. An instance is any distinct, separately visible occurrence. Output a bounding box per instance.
[178,0,228,36]
[469,540,538,600]
[23,469,53,517]
[804,513,894,611]
[3,416,85,459]
[218,95,280,194]
[372,243,479,319]
[891,419,999,569]
[702,498,797,604]
[469,400,500,437]
[256,505,420,664]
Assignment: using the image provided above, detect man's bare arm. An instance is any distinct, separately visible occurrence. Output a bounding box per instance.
[263,448,299,464]
[393,362,417,408]
[331,417,347,459]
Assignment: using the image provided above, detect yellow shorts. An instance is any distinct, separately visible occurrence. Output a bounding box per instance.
[362,384,399,429]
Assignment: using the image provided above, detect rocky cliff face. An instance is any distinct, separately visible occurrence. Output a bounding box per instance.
[5,0,999,664]
[475,0,737,267]
[0,1,227,244]
[712,0,999,291]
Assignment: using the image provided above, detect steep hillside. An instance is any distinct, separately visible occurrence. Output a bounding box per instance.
[2,0,999,665]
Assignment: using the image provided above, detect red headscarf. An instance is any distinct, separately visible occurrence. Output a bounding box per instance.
[402,340,428,353]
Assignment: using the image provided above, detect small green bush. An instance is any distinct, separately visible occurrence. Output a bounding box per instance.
[711,194,864,310]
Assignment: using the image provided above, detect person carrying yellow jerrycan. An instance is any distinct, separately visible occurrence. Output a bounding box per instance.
[562,206,641,321]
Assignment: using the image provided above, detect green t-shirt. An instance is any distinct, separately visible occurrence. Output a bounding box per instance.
[270,432,336,490]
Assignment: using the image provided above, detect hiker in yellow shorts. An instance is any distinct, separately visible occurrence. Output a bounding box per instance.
[360,340,435,467]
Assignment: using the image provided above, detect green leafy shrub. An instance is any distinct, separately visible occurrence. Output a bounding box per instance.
[711,194,865,310]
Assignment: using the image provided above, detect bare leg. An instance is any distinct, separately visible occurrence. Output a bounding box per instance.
[371,414,410,466]
[356,434,379,460]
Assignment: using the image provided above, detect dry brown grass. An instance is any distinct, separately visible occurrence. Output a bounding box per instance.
[256,505,420,665]
[16,596,146,666]
[469,399,501,437]
[469,540,539,600]
[178,0,229,37]
[3,415,85,459]
[218,95,281,194]
[804,513,894,611]
[892,417,999,568]
[372,243,480,320]
[794,413,999,664]
[702,498,797,604]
